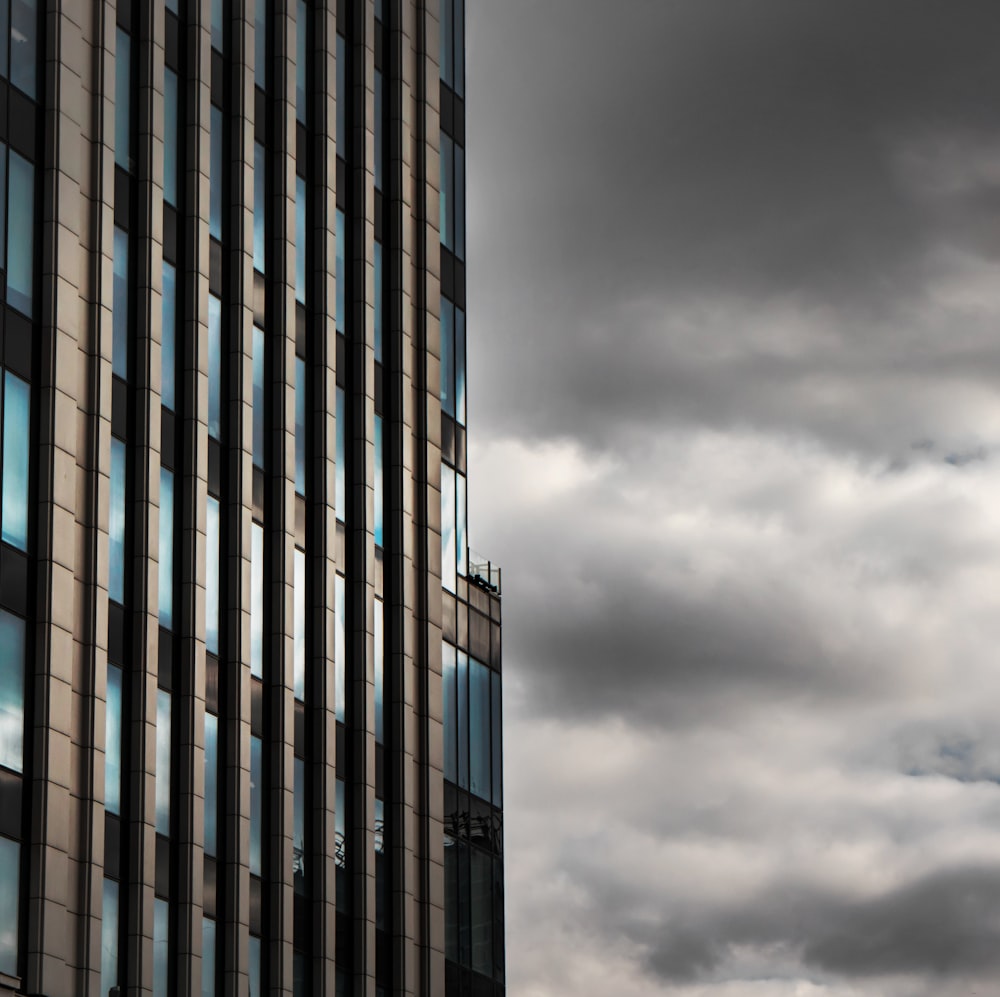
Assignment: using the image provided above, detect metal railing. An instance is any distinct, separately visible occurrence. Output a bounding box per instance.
[467,548,501,595]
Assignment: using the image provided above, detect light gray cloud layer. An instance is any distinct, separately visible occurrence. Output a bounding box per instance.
[465,2,1000,994]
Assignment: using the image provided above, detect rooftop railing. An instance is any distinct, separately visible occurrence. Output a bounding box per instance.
[467,548,501,595]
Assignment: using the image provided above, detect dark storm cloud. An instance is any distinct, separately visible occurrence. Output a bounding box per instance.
[635,866,1000,982]
[468,0,1000,448]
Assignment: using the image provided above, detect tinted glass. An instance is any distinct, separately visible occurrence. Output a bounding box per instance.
[455,306,466,425]
[250,734,262,875]
[293,756,305,888]
[208,294,222,439]
[112,226,129,379]
[335,779,347,908]
[455,142,465,260]
[296,174,306,303]
[439,0,452,88]
[6,151,33,317]
[0,609,24,773]
[0,149,6,270]
[444,834,458,961]
[441,463,456,592]
[248,936,262,997]
[296,0,308,122]
[335,209,345,332]
[373,239,382,363]
[153,897,169,997]
[456,471,467,577]
[254,142,266,273]
[336,34,346,155]
[374,415,383,547]
[0,2,8,79]
[109,438,126,603]
[440,135,452,251]
[294,548,305,700]
[204,711,218,857]
[335,387,345,519]
[159,468,174,629]
[375,797,385,929]
[2,372,30,549]
[211,0,223,50]
[442,641,456,783]
[335,574,345,723]
[105,663,123,814]
[374,70,383,191]
[161,261,176,410]
[457,650,468,789]
[440,297,454,418]
[101,878,119,997]
[206,496,220,654]
[374,596,383,744]
[469,658,490,801]
[295,357,306,495]
[202,915,216,997]
[115,29,131,170]
[251,522,263,679]
[0,836,17,975]
[156,688,171,834]
[255,0,267,89]
[470,846,492,975]
[454,0,465,98]
[491,670,503,808]
[210,105,223,239]
[164,69,178,207]
[252,325,265,468]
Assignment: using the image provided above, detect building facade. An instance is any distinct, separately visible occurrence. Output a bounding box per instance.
[0,0,503,994]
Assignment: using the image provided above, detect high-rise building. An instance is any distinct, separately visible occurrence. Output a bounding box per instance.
[0,0,503,994]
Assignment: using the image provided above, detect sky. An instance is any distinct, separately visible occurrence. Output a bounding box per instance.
[462,3,1000,994]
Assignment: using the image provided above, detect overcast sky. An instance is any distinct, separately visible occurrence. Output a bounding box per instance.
[463,3,1000,994]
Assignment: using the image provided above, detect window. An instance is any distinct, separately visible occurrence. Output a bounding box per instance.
[470,847,493,975]
[440,297,454,419]
[444,834,458,961]
[153,897,169,997]
[0,608,23,773]
[374,414,383,547]
[254,142,266,273]
[335,778,347,909]
[296,174,307,304]
[210,105,223,240]
[101,878,119,997]
[457,649,468,790]
[374,596,383,745]
[251,522,263,679]
[456,471,467,578]
[2,370,30,550]
[441,463,456,592]
[112,226,129,379]
[442,641,456,783]
[335,574,345,724]
[159,468,174,629]
[374,69,383,192]
[0,835,17,975]
[164,68,179,207]
[248,935,262,997]
[5,148,33,317]
[156,688,171,834]
[161,261,176,411]
[491,671,502,808]
[293,756,305,889]
[8,0,38,99]
[255,0,268,90]
[115,28,131,171]
[439,134,465,261]
[469,658,490,800]
[335,208,345,333]
[211,0,223,51]
[208,294,222,439]
[296,0,308,123]
[375,797,385,930]
[374,239,383,363]
[250,734,262,875]
[440,0,464,97]
[206,496,220,655]
[202,915,216,997]
[109,438,126,603]
[335,387,345,520]
[105,663,123,814]
[336,33,346,156]
[252,325,265,469]
[294,548,306,700]
[455,305,466,425]
[204,711,218,857]
[295,357,307,495]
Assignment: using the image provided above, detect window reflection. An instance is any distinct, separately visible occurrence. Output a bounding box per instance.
[9,0,37,99]
[0,609,23,773]
[206,496,220,655]
[335,208,345,333]
[248,935,262,997]
[0,835,17,975]
[159,468,174,629]
[109,438,126,603]
[442,641,456,783]
[161,261,176,411]
[112,226,129,379]
[101,877,119,997]
[208,294,222,439]
[115,28,131,171]
[469,658,490,801]
[294,548,306,700]
[156,689,171,835]
[335,387,345,520]
[296,174,306,304]
[441,464,456,592]
[105,663,123,814]
[254,142,266,273]
[210,105,223,240]
[204,711,218,857]
[253,325,265,469]
[440,298,454,419]
[293,756,305,890]
[295,357,307,496]
[251,522,263,679]
[250,734,262,875]
[374,415,383,548]
[2,371,30,550]
[153,897,169,997]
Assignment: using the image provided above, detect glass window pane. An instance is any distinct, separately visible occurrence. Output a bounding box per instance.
[491,670,502,808]
[374,240,383,363]
[294,950,308,997]
[159,468,174,629]
[375,797,385,930]
[294,548,305,700]
[0,609,24,774]
[161,261,176,411]
[112,226,129,379]
[204,711,218,857]
[454,0,464,98]
[455,142,465,260]
[153,897,169,997]
[439,0,452,89]
[469,658,490,801]
[2,372,30,550]
[335,387,345,520]
[250,734,262,875]
[471,846,492,975]
[208,294,222,439]
[164,68,179,207]
[211,0,224,50]
[335,208,345,333]
[115,28,131,170]
[457,649,468,790]
[296,0,308,123]
[254,142,266,273]
[105,663,123,814]
[336,34,346,155]
[335,778,347,909]
[253,325,265,469]
[251,522,263,679]
[248,936,262,997]
[295,357,306,495]
[0,1,8,80]
[440,298,454,418]
[255,0,268,90]
[206,496,220,655]
[374,597,383,744]
[456,471,467,578]
[210,105,223,240]
[374,69,383,192]
[442,641,456,783]
[10,0,38,97]
[110,438,126,603]
[6,151,33,318]
[441,464,456,593]
[156,688,171,834]
[101,878,119,997]
[444,834,458,961]
[296,174,306,303]
[456,306,466,426]
[202,915,216,997]
[374,415,383,548]
[0,837,17,975]
[335,574,345,724]
[0,148,6,271]
[440,134,452,251]
[293,756,305,890]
